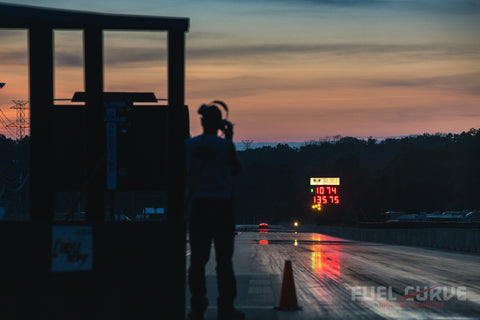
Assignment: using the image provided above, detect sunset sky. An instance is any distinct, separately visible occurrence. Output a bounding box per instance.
[0,0,479,142]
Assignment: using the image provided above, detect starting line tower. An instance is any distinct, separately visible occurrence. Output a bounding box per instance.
[0,4,189,320]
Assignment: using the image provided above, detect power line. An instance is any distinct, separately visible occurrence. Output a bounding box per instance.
[0,108,17,137]
[0,116,17,137]
[0,108,14,125]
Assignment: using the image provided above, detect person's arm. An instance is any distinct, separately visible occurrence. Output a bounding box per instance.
[224,121,233,141]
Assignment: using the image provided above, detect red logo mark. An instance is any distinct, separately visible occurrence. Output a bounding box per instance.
[399,286,441,301]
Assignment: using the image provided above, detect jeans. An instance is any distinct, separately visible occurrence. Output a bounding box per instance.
[188,198,237,313]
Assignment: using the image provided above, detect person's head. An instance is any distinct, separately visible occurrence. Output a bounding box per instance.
[199,104,223,134]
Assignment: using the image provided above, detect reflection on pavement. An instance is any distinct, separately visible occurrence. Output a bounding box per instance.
[311,244,340,278]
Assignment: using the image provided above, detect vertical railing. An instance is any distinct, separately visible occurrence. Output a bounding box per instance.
[167,29,187,221]
[29,27,54,221]
[84,28,105,222]
[167,29,188,320]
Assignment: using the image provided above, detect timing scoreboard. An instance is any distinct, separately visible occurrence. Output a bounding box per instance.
[310,177,340,211]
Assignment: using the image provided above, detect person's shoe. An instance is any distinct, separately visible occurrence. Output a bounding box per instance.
[187,310,205,320]
[217,308,245,320]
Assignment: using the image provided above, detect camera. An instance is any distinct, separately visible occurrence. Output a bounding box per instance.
[220,119,232,131]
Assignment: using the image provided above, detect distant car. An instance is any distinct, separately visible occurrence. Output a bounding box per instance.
[395,214,420,222]
[464,210,480,222]
[383,211,407,219]
[114,214,132,221]
[426,212,465,222]
[259,223,268,229]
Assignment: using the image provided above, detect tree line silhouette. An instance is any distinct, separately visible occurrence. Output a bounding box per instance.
[1,129,479,225]
[0,135,29,217]
[235,129,480,225]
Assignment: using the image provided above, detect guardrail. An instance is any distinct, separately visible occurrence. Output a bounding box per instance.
[308,225,480,253]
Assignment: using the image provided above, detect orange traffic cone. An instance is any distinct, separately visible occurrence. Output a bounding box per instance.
[275,260,302,310]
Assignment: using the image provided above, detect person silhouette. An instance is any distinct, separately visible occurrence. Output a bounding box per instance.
[185,102,244,320]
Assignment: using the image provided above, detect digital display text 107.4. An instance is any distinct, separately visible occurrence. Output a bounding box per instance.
[310,177,340,210]
[312,186,339,204]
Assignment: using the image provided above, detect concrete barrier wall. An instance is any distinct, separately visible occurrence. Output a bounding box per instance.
[309,226,480,253]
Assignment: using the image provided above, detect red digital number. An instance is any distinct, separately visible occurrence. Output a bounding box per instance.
[331,187,337,194]
[313,193,340,204]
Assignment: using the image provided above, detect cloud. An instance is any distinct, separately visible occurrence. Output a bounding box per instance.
[47,40,479,70]
[187,71,480,101]
[1,25,477,69]
[371,73,480,95]
[187,31,231,41]
[26,47,166,68]
[55,52,83,68]
[104,47,166,66]
[0,49,28,66]
[187,42,480,62]
[288,0,385,6]
[242,0,480,14]
[330,104,480,123]
[237,102,480,127]
[0,30,27,42]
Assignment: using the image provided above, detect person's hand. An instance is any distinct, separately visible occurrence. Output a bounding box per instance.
[224,120,233,140]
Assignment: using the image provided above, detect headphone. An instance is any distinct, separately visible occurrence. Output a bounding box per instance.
[198,100,228,119]
[198,100,229,127]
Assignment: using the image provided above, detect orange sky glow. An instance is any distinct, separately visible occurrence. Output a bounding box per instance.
[1,0,479,143]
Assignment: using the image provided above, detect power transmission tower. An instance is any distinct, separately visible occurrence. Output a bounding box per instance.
[7,100,29,140]
[242,139,254,150]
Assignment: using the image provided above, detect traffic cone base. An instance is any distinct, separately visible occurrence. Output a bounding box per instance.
[274,260,302,311]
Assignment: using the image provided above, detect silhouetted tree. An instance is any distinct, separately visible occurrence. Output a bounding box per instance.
[236,129,480,225]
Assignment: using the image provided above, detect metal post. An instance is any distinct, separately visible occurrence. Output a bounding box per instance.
[167,29,187,221]
[29,27,54,221]
[84,28,105,222]
[167,29,187,320]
